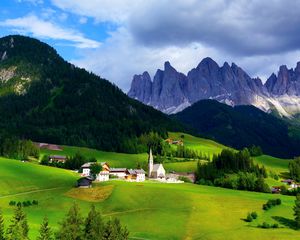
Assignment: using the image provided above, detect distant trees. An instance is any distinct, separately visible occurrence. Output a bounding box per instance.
[248,145,263,157]
[294,194,300,229]
[0,137,39,160]
[289,157,300,182]
[41,152,97,170]
[196,149,270,193]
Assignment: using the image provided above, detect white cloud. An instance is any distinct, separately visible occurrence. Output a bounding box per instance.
[79,17,88,24]
[0,14,100,48]
[51,0,143,23]
[72,28,221,91]
[44,0,300,90]
[17,0,44,5]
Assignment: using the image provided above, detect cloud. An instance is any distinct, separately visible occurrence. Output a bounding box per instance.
[41,1,300,90]
[79,17,88,24]
[0,14,100,48]
[128,0,300,56]
[51,0,143,23]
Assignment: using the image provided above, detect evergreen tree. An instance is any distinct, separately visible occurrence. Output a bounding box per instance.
[37,216,52,240]
[0,208,4,240]
[83,205,104,240]
[56,203,83,240]
[6,205,29,240]
[294,194,300,229]
[102,218,129,240]
[102,219,116,240]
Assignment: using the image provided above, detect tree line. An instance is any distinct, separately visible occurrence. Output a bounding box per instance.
[196,148,270,193]
[0,136,39,160]
[0,204,129,240]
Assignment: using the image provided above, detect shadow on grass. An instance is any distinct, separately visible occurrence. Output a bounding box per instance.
[272,216,298,230]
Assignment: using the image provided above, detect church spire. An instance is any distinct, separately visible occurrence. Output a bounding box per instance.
[148,148,153,178]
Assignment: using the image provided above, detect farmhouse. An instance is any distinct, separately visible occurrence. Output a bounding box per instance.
[165,138,184,146]
[110,168,127,178]
[281,179,299,189]
[125,169,146,182]
[80,162,110,182]
[49,155,66,163]
[148,149,166,179]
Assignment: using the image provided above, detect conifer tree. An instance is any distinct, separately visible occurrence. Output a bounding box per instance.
[0,208,4,240]
[37,216,52,240]
[83,205,104,240]
[294,194,300,229]
[56,203,83,240]
[102,218,129,240]
[6,205,29,240]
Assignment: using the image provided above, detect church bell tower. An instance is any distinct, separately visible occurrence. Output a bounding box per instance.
[148,148,153,178]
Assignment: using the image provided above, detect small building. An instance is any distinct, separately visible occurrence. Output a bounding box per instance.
[125,169,146,182]
[49,155,67,163]
[77,177,92,188]
[271,186,281,194]
[281,179,298,189]
[109,168,127,178]
[80,162,110,182]
[148,149,166,179]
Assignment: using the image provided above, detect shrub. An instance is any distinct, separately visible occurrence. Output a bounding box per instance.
[261,222,270,229]
[32,200,39,205]
[272,223,279,228]
[251,212,258,219]
[246,213,253,222]
[9,201,16,206]
[178,176,192,183]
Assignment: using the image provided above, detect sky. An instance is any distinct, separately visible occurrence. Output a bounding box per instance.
[1,0,300,91]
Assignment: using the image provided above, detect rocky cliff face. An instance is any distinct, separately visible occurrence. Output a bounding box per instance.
[128,58,300,117]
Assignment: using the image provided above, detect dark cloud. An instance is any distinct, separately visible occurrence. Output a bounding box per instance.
[128,0,300,56]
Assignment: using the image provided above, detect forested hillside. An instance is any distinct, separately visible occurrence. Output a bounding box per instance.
[0,35,183,153]
[173,100,300,158]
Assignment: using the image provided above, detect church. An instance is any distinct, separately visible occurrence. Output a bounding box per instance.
[148,149,166,179]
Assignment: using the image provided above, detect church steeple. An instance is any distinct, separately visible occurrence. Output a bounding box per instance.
[148,148,153,178]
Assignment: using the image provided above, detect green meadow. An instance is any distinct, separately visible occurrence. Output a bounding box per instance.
[0,157,300,240]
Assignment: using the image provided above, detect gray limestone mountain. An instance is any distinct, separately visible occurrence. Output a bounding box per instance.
[128,57,300,117]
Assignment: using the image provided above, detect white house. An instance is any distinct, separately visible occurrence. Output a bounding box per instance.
[80,162,110,182]
[148,149,166,179]
[126,169,145,182]
[109,168,127,178]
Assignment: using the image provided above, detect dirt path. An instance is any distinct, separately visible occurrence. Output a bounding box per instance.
[0,187,63,199]
[103,208,158,216]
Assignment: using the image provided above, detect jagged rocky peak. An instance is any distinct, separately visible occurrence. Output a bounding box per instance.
[265,62,300,96]
[128,71,152,104]
[128,57,300,117]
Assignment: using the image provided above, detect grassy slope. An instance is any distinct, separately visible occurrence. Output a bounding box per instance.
[41,146,148,169]
[1,158,300,240]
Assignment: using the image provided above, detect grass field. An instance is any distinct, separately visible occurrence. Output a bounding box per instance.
[1,157,300,240]
[41,146,148,169]
[168,132,228,156]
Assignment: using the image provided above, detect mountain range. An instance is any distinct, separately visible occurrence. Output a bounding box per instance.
[128,58,300,117]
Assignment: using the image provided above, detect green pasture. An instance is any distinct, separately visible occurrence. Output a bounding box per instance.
[0,158,300,239]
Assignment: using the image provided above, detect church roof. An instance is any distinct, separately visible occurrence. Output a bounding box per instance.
[152,164,163,172]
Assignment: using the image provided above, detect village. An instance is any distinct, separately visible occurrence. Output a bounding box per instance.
[47,148,187,188]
